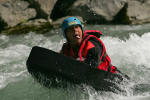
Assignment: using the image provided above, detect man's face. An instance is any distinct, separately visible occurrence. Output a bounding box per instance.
[65,25,83,45]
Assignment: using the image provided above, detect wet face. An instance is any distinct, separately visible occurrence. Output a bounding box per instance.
[65,25,83,46]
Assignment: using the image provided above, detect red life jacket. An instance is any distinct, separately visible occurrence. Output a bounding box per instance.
[61,30,117,74]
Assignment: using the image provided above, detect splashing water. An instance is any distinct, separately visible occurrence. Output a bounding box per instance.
[0,27,150,100]
[103,33,150,83]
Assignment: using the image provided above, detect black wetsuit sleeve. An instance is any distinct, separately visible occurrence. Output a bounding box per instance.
[84,40,103,68]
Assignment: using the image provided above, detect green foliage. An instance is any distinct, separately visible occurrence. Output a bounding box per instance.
[1,22,53,34]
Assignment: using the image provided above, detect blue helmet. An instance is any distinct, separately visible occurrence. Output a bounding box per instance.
[61,17,83,37]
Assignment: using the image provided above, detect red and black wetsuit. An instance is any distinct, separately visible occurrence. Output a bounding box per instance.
[60,30,118,74]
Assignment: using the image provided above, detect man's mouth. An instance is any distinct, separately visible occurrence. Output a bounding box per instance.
[73,33,80,39]
[73,34,80,39]
[73,33,81,39]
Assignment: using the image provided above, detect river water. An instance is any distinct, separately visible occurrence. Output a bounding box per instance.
[0,24,150,100]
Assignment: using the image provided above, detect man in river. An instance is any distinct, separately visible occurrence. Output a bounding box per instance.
[60,17,118,74]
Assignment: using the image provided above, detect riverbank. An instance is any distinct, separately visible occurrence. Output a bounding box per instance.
[0,0,150,34]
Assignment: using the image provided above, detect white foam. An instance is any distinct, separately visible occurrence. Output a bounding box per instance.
[102,32,150,68]
[0,35,9,45]
[0,71,27,89]
[0,44,30,65]
[119,95,150,100]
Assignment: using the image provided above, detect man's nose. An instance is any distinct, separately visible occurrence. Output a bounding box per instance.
[72,26,78,31]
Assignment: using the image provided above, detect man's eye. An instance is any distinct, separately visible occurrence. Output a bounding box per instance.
[75,25,79,28]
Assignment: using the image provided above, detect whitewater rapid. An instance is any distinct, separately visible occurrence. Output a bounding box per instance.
[0,29,150,100]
